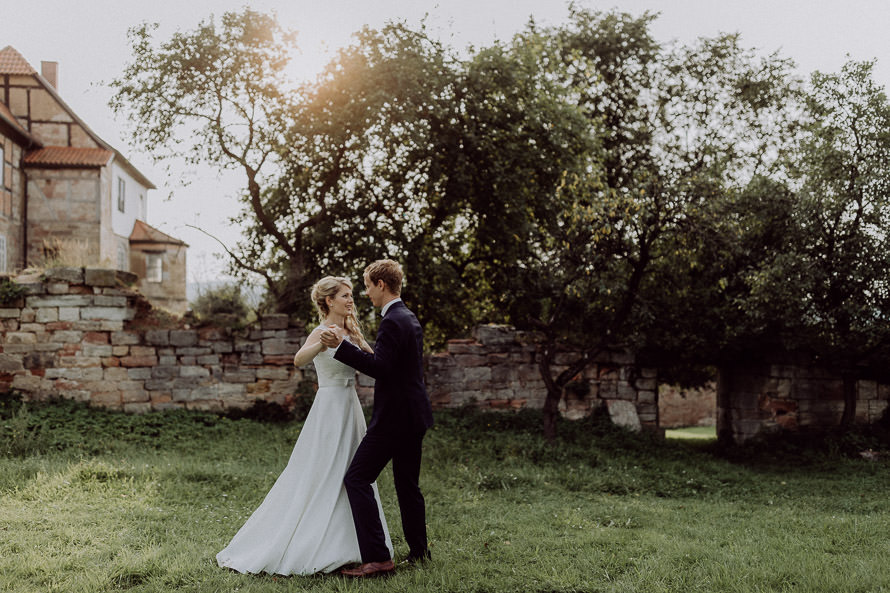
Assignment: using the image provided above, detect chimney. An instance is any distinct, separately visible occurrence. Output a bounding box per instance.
[41,61,58,90]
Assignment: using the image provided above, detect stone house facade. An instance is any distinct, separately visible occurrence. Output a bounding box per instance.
[128,220,188,314]
[0,45,187,314]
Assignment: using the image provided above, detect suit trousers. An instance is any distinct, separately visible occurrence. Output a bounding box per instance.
[344,427,428,563]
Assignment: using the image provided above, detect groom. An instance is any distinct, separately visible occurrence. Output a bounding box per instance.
[320,259,434,577]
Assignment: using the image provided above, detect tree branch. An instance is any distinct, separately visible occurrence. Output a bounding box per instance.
[185,224,281,301]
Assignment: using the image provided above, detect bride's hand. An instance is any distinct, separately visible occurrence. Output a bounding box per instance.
[329,324,348,339]
[319,326,344,348]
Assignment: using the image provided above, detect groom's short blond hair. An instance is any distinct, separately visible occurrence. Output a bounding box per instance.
[365,259,403,295]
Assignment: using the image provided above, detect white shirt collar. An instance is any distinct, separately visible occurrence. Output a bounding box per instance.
[381,298,402,318]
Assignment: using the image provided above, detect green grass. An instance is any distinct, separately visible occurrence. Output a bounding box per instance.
[1,397,889,592]
[665,426,717,440]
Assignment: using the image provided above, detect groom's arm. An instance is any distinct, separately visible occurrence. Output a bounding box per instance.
[333,318,399,380]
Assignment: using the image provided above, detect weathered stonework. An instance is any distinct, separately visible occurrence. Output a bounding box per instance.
[0,270,658,430]
[717,362,890,444]
[0,269,307,413]
[423,325,659,432]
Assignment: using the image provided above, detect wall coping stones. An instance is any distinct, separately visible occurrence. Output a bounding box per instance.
[43,267,84,284]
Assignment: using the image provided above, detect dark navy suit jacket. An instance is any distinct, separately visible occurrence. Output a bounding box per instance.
[334,300,434,435]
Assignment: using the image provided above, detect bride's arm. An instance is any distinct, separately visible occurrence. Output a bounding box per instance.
[357,335,374,354]
[293,328,327,367]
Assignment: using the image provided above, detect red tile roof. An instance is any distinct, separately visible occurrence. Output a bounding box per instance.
[130,219,188,246]
[23,146,114,167]
[0,45,155,189]
[0,46,36,75]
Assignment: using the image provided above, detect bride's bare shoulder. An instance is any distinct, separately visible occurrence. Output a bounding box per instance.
[305,326,327,341]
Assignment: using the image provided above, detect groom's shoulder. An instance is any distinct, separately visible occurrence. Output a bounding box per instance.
[393,301,419,319]
[386,300,409,316]
[383,302,415,324]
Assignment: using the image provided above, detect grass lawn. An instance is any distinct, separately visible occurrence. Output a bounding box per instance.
[665,426,717,440]
[1,398,888,593]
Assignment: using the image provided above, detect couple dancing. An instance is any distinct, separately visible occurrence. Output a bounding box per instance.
[216,259,434,577]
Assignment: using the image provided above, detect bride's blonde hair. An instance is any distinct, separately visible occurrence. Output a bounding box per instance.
[310,276,370,350]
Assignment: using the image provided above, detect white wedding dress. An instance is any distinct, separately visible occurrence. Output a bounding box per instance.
[216,333,392,575]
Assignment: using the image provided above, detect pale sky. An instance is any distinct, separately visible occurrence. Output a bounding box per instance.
[1,0,888,284]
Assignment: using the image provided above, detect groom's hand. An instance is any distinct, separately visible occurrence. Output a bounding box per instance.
[319,327,343,349]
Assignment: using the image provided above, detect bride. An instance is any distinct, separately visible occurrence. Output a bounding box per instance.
[216,276,393,575]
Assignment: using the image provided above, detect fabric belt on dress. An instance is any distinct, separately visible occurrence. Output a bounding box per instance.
[319,377,355,387]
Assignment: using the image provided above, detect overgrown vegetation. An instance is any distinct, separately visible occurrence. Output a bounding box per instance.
[189,283,253,327]
[39,237,104,269]
[0,277,26,305]
[1,396,888,592]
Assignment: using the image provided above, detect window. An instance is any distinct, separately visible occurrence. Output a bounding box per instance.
[0,145,4,188]
[117,245,127,271]
[0,235,7,274]
[117,177,125,212]
[145,253,163,283]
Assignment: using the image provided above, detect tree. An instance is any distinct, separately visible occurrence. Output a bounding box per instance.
[495,8,801,441]
[644,59,890,437]
[110,8,596,342]
[789,60,890,424]
[269,23,597,344]
[112,11,476,326]
[110,9,300,306]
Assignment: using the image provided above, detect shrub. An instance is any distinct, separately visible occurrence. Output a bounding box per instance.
[0,393,47,457]
[40,237,102,268]
[0,277,26,305]
[190,283,251,326]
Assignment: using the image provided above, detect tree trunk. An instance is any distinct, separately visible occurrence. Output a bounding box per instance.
[542,385,561,444]
[715,365,736,446]
[840,370,857,427]
[538,338,562,444]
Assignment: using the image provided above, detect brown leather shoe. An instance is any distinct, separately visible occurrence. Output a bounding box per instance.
[340,560,395,578]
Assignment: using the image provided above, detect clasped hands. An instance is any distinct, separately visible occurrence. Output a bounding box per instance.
[319,325,346,349]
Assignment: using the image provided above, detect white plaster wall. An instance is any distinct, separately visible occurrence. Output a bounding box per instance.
[109,160,148,238]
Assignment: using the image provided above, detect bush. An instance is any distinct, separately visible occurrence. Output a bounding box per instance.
[0,277,26,305]
[190,283,251,326]
[0,403,46,457]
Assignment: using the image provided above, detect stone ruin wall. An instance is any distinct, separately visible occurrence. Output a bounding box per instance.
[717,362,890,444]
[0,268,305,414]
[426,325,659,431]
[4,267,888,443]
[0,268,659,430]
